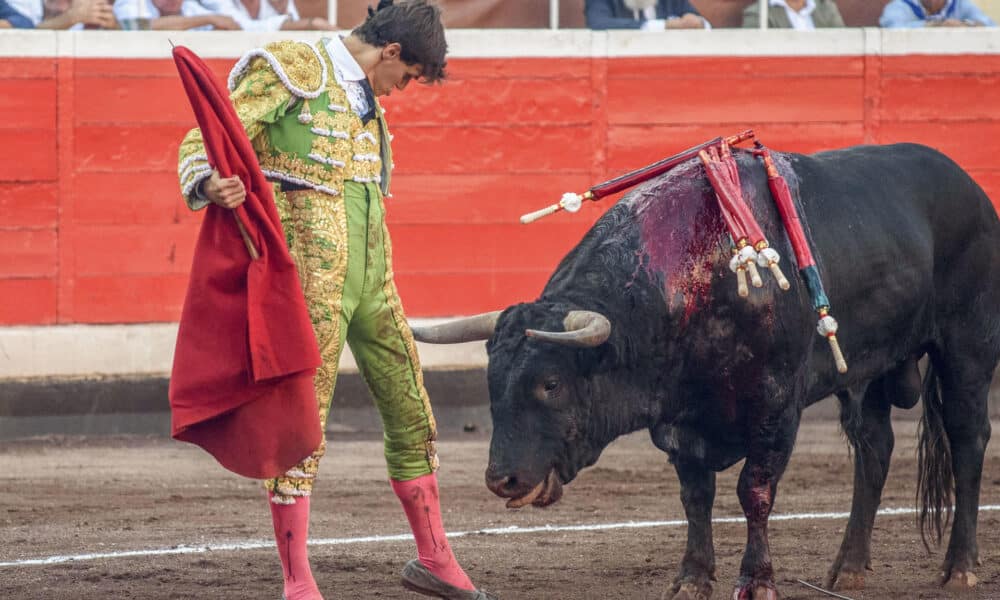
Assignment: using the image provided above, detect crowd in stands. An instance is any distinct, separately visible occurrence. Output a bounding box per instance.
[585,0,994,30]
[0,0,995,30]
[0,0,336,29]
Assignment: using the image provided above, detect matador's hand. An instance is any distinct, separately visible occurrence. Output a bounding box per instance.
[204,170,246,209]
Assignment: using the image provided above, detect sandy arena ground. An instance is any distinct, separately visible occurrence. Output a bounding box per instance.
[1,418,998,600]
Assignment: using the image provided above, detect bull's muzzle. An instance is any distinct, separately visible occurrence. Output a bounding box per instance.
[485,463,564,509]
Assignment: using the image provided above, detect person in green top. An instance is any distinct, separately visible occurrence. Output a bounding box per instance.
[177,2,496,599]
[742,0,845,29]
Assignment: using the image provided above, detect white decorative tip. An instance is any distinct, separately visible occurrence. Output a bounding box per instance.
[298,113,312,124]
[560,192,583,213]
[728,254,742,274]
[757,247,780,267]
[737,245,758,265]
[817,315,839,336]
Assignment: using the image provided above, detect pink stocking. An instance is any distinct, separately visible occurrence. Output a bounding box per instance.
[269,492,323,600]
[391,472,475,591]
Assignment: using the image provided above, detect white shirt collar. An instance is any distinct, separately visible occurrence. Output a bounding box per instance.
[323,35,366,82]
[769,0,816,15]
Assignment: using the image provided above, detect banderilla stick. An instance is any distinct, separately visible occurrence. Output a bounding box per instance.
[796,579,855,600]
[233,212,260,260]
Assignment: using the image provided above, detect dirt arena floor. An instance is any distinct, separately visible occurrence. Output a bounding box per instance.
[1,418,998,600]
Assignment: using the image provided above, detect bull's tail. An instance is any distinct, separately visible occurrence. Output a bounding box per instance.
[916,360,953,551]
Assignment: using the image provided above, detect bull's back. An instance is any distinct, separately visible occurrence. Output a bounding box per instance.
[799,143,999,253]
[789,143,1000,394]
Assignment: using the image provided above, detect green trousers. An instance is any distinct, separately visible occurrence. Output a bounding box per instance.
[266,181,438,502]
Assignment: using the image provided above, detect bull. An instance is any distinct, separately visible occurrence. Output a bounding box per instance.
[412,143,1000,599]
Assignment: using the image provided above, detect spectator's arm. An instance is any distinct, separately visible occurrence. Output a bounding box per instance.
[36,11,78,27]
[669,0,709,28]
[37,0,115,28]
[152,13,239,29]
[666,13,709,28]
[279,16,333,30]
[879,1,926,27]
[584,0,641,30]
[955,1,996,25]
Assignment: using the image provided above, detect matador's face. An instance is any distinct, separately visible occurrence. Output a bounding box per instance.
[369,42,424,98]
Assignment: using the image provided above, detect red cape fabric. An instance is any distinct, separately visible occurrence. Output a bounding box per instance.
[169,46,322,479]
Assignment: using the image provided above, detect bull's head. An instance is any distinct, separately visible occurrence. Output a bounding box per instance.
[411,303,612,509]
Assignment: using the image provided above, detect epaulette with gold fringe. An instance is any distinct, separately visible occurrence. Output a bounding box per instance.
[227,40,327,99]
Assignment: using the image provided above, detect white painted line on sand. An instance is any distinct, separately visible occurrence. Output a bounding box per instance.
[2,504,998,569]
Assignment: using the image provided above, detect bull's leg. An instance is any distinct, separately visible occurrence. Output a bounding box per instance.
[938,366,992,590]
[667,461,716,600]
[826,380,894,590]
[732,407,798,600]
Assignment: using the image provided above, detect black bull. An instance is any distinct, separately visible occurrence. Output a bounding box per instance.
[412,143,1000,599]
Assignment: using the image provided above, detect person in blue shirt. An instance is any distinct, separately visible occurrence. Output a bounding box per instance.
[880,0,996,27]
[585,0,709,30]
[0,0,35,26]
[6,0,115,29]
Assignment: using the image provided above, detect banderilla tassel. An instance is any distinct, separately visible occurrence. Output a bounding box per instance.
[818,307,848,374]
[729,247,750,298]
[755,243,789,290]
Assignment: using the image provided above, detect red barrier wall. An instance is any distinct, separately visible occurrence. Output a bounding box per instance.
[3,51,999,325]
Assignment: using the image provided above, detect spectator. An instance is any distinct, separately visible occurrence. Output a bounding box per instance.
[190,0,334,30]
[743,0,845,29]
[6,0,116,28]
[880,0,996,27]
[585,0,710,30]
[0,0,33,26]
[113,0,239,29]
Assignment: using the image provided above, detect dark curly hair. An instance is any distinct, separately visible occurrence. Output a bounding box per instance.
[353,0,448,84]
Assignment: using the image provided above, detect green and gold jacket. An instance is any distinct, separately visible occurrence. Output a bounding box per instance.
[178,39,393,209]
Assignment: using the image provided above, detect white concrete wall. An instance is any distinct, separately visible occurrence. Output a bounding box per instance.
[0,28,999,59]
[0,322,487,379]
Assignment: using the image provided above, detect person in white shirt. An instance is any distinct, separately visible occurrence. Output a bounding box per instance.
[742,0,845,29]
[188,0,334,31]
[113,0,239,29]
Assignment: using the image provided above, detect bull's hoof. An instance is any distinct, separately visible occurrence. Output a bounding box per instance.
[663,581,712,600]
[731,579,778,600]
[830,570,866,591]
[942,570,978,591]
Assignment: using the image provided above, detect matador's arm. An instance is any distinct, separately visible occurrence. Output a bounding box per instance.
[177,41,326,209]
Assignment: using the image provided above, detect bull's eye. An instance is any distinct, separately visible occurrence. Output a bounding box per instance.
[543,377,560,392]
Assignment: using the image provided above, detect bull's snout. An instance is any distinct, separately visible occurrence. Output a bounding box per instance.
[484,463,525,499]
[486,463,565,509]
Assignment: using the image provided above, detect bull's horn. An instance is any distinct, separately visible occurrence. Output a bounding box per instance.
[525,310,611,348]
[410,311,502,344]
